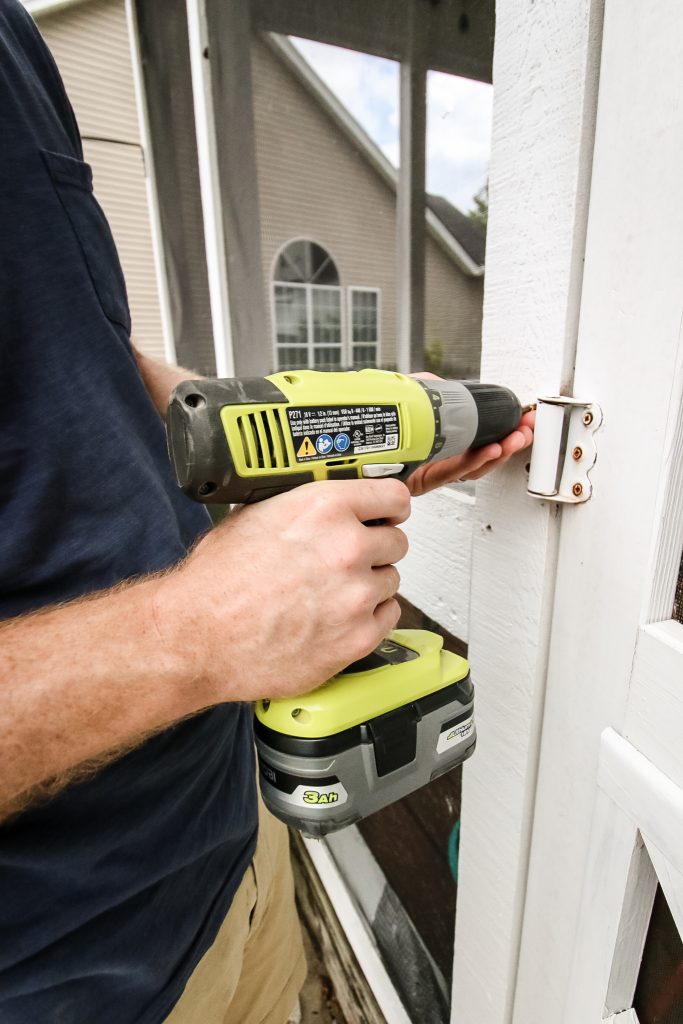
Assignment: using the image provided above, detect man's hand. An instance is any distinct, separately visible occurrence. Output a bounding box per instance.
[406,372,535,497]
[407,409,535,496]
[155,478,411,703]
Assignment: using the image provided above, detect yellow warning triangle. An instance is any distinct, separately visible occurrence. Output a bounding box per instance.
[297,436,316,458]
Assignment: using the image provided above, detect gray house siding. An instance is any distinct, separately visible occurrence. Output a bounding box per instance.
[251,34,398,369]
[424,242,483,378]
[251,34,484,375]
[38,0,170,364]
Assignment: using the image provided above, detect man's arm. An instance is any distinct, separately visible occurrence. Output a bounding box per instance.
[0,478,409,822]
[132,345,198,416]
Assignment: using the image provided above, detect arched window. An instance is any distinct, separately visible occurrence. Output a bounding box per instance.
[273,240,342,370]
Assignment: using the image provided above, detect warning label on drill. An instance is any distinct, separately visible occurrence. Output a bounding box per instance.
[287,405,400,462]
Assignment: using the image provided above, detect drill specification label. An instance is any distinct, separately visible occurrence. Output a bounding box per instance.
[436,715,475,755]
[287,405,400,462]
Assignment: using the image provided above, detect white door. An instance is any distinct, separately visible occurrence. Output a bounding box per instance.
[511,1,683,1021]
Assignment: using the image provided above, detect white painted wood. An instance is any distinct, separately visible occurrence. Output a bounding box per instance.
[513,0,683,1015]
[302,837,411,1024]
[185,0,235,377]
[565,731,683,1022]
[401,487,475,642]
[605,1012,640,1024]
[324,826,386,922]
[624,622,683,790]
[598,731,683,878]
[644,334,683,623]
[125,0,176,365]
[450,1,604,1019]
[559,787,637,1022]
[605,832,657,1015]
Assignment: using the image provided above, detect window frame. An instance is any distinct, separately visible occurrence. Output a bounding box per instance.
[271,242,384,371]
[271,238,346,370]
[347,286,381,369]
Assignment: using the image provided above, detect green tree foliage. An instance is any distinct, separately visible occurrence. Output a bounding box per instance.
[425,339,444,376]
[469,180,488,228]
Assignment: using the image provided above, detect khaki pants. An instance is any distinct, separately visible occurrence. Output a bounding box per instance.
[165,799,306,1024]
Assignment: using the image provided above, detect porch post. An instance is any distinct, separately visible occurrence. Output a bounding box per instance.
[187,0,270,377]
[396,7,427,374]
[450,0,604,1020]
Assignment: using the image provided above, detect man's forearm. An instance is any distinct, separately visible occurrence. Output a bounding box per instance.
[0,575,196,820]
[0,478,411,823]
[133,346,201,417]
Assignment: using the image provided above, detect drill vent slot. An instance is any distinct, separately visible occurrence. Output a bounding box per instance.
[237,410,291,470]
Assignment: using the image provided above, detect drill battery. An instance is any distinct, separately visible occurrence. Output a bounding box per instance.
[254,629,475,838]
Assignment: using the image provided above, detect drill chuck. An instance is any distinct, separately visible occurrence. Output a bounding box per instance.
[423,380,522,461]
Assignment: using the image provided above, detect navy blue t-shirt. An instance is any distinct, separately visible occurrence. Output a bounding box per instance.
[0,3,258,1021]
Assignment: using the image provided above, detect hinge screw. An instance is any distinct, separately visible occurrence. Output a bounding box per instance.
[582,410,593,426]
[572,482,583,497]
[572,446,583,461]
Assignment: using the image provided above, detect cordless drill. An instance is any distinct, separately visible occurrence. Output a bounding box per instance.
[166,369,521,836]
[166,369,521,504]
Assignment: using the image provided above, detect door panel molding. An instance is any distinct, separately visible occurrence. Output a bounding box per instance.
[565,730,683,1022]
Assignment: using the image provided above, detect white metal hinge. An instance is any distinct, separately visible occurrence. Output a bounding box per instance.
[527,396,602,503]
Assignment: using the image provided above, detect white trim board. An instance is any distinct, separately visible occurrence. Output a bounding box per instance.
[623,620,683,791]
[302,836,411,1024]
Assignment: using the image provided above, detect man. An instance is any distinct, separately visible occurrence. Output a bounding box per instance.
[0,2,534,1021]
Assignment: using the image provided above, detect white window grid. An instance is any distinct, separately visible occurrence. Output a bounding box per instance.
[273,280,344,371]
[272,281,381,371]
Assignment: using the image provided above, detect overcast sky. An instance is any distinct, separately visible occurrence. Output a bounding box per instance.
[291,37,493,214]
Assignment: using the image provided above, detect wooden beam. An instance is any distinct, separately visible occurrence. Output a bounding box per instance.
[251,0,495,83]
[194,0,270,375]
[135,0,217,376]
[396,11,427,374]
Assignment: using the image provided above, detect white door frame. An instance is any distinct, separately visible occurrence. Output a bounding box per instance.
[508,0,683,1019]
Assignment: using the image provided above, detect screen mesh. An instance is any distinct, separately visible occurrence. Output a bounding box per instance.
[674,551,683,623]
